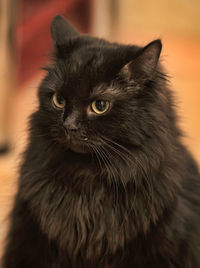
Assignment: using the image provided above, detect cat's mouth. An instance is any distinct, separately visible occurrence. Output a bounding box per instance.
[66,134,89,154]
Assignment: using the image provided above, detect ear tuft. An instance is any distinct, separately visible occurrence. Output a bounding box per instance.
[51,15,79,46]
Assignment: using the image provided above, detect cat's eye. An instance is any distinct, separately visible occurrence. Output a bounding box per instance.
[91,100,110,114]
[52,93,66,109]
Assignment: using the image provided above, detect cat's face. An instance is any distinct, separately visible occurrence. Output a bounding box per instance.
[37,15,163,155]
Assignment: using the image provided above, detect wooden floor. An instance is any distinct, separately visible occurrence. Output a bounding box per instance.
[0,33,199,258]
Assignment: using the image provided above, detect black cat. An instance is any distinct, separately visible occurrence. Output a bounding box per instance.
[2,15,200,268]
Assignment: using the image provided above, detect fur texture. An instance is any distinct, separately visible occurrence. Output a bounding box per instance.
[2,15,200,267]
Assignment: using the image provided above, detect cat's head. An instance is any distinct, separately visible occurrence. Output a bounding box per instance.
[36,15,173,157]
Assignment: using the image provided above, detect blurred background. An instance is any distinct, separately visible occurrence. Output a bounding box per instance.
[0,0,200,256]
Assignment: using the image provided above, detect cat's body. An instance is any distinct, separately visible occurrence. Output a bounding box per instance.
[2,16,200,267]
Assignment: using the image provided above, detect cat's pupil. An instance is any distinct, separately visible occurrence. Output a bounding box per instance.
[95,100,107,111]
[57,94,65,105]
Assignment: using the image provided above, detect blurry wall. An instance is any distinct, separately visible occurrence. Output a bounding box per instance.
[0,0,16,152]
[118,0,200,36]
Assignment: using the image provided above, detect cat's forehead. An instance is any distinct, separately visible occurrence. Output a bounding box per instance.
[67,45,121,71]
[55,46,134,93]
[58,40,138,76]
[55,43,138,98]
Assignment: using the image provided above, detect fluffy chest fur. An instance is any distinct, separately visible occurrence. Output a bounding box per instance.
[19,145,174,265]
[20,156,135,257]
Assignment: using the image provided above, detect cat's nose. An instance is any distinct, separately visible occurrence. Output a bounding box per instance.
[64,121,78,132]
[64,112,79,132]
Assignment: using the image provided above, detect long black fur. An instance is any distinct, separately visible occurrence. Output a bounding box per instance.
[2,15,200,267]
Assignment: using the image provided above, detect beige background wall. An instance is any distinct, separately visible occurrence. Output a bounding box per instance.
[118,0,200,36]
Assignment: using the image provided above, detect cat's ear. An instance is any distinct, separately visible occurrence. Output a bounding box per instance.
[51,15,79,46]
[122,40,162,82]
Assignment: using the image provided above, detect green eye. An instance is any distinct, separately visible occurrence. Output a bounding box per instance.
[52,93,66,109]
[91,100,110,114]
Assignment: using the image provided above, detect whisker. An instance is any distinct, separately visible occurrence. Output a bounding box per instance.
[101,145,127,194]
[99,135,154,214]
[89,144,103,170]
[97,145,120,204]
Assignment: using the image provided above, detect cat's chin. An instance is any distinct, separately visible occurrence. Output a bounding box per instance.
[69,144,88,154]
[67,140,89,154]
